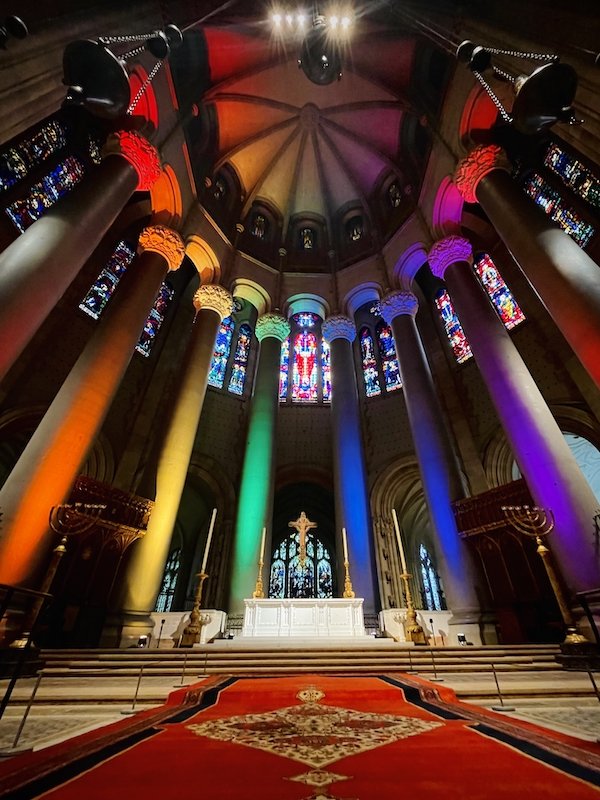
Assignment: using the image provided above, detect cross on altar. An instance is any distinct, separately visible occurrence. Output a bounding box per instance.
[288,511,317,565]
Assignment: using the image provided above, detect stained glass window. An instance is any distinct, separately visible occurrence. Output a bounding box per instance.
[322,340,331,402]
[251,213,268,240]
[435,289,473,364]
[208,315,234,388]
[419,544,444,611]
[0,120,66,193]
[79,241,136,320]
[300,227,315,250]
[376,322,402,392]
[292,325,319,402]
[388,181,402,208]
[544,143,600,210]
[475,253,526,330]
[135,283,174,357]
[347,215,364,242]
[155,548,181,612]
[279,336,290,399]
[228,323,252,395]
[6,155,86,232]
[523,172,595,248]
[360,326,381,397]
[268,531,333,599]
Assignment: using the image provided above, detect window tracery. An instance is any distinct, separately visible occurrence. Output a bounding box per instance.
[268,532,333,599]
[279,312,330,403]
[419,544,444,611]
[155,548,181,612]
[523,172,594,248]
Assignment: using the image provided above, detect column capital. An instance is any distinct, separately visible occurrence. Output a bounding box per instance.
[322,315,356,344]
[193,284,234,320]
[102,130,161,191]
[454,145,511,204]
[255,312,290,342]
[428,236,473,279]
[138,225,185,271]
[380,291,419,323]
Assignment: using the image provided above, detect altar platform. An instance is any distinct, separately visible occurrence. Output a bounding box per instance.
[242,598,367,638]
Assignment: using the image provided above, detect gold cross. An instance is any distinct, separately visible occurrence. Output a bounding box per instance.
[288,511,317,564]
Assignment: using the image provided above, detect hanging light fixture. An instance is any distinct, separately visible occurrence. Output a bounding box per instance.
[62,23,183,118]
[456,40,580,136]
[298,10,343,85]
[0,15,28,49]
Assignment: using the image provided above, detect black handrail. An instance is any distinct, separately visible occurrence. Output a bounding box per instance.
[576,589,600,647]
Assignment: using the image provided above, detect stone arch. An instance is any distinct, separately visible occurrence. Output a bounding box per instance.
[150,165,183,229]
[185,235,221,284]
[232,278,272,315]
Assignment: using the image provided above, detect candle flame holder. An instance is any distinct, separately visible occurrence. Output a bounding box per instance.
[180,572,209,647]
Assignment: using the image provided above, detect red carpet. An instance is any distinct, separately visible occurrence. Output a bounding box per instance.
[1,675,600,799]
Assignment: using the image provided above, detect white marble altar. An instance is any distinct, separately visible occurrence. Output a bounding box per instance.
[242,598,366,638]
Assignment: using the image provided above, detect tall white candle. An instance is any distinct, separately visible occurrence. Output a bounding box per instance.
[259,526,266,563]
[342,527,349,562]
[201,507,217,573]
[391,508,408,574]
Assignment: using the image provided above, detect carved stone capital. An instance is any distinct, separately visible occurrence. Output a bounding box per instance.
[428,236,473,279]
[380,291,418,323]
[322,315,356,344]
[193,284,234,320]
[255,312,290,342]
[102,130,161,191]
[454,145,511,204]
[138,225,185,271]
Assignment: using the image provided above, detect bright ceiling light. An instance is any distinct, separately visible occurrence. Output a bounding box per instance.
[297,13,306,26]
[341,15,351,28]
[330,15,339,28]
[272,12,282,25]
[286,13,293,24]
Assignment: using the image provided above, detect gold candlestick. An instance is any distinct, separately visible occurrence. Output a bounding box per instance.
[252,556,265,598]
[343,559,355,598]
[399,571,427,644]
[502,505,588,645]
[180,571,208,647]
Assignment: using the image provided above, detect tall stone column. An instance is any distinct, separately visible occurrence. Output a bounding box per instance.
[0,130,161,381]
[119,284,234,638]
[429,236,600,593]
[0,225,185,588]
[379,291,483,633]
[322,315,377,613]
[454,145,600,390]
[228,312,290,616]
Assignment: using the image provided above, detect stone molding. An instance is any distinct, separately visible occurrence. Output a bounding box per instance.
[322,315,356,344]
[428,236,473,279]
[193,284,235,320]
[138,225,185,271]
[454,144,511,204]
[255,312,291,342]
[102,130,161,191]
[380,291,419,322]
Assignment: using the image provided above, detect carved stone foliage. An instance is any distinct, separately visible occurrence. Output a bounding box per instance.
[102,130,161,191]
[380,291,418,323]
[454,144,511,204]
[428,236,473,279]
[255,312,291,342]
[138,225,185,271]
[193,284,235,320]
[322,315,356,343]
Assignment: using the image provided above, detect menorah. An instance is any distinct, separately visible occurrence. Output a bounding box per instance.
[502,505,588,646]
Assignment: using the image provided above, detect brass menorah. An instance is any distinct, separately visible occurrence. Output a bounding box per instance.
[502,505,587,645]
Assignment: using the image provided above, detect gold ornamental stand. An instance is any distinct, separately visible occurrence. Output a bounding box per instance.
[342,558,355,598]
[180,572,209,647]
[396,572,427,644]
[252,555,265,599]
[502,505,588,646]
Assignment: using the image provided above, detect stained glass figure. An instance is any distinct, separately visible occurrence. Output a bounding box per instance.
[155,548,181,612]
[79,241,136,320]
[435,289,473,364]
[376,322,402,392]
[544,143,600,210]
[388,181,402,208]
[0,120,66,193]
[419,544,444,611]
[292,313,319,402]
[268,531,333,599]
[360,326,381,397]
[475,253,525,330]
[135,283,174,357]
[208,315,234,388]
[279,336,290,399]
[347,215,364,242]
[251,213,268,240]
[300,227,315,250]
[6,155,85,232]
[523,172,595,248]
[322,340,331,402]
[228,323,252,395]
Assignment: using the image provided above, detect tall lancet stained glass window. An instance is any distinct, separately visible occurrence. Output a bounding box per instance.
[292,313,319,402]
[435,289,472,364]
[155,548,181,613]
[79,241,136,319]
[376,321,402,391]
[135,283,175,358]
[279,336,290,399]
[360,326,381,397]
[208,316,234,388]
[269,531,333,599]
[228,323,252,395]
[475,253,525,330]
[419,544,444,611]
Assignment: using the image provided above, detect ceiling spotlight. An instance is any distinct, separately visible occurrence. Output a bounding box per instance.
[330,15,339,28]
[286,13,293,24]
[297,14,307,27]
[272,12,282,25]
[341,16,351,28]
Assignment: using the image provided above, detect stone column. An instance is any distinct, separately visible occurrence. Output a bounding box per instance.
[454,144,600,390]
[380,291,483,635]
[228,312,290,616]
[429,236,600,593]
[0,225,184,588]
[0,130,161,381]
[322,315,377,613]
[119,284,234,640]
